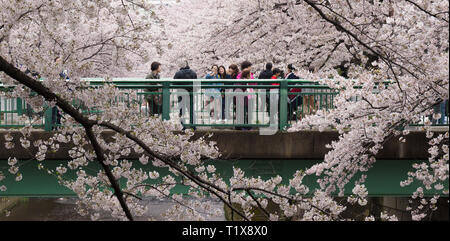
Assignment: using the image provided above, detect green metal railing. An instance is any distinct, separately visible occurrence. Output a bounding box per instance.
[86,79,339,131]
[1,79,448,131]
[0,86,49,129]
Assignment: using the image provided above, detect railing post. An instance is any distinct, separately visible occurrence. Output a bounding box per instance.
[162,81,170,121]
[279,79,288,131]
[190,86,194,126]
[44,103,53,131]
[16,98,23,116]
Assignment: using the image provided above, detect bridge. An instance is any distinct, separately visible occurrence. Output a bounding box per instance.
[1,78,448,130]
[0,79,448,197]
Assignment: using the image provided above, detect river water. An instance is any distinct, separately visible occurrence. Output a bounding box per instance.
[0,197,226,221]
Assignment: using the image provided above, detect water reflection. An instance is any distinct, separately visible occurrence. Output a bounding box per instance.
[1,197,225,221]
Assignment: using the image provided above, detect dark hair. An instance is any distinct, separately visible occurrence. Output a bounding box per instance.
[273,68,281,75]
[210,64,219,75]
[218,65,226,79]
[265,62,273,70]
[228,64,239,79]
[241,60,252,70]
[287,64,296,71]
[241,70,251,79]
[151,62,161,71]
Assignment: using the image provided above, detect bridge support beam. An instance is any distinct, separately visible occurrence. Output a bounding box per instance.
[0,130,440,160]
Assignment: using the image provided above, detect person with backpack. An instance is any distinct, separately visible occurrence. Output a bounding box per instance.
[173,59,197,129]
[285,64,304,121]
[258,62,273,80]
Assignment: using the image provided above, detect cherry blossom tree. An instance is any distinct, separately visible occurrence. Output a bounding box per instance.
[155,0,449,220]
[1,0,448,221]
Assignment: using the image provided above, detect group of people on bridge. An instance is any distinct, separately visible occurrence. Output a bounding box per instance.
[144,60,314,129]
[143,59,449,129]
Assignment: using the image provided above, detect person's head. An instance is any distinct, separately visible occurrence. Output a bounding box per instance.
[241,60,252,72]
[211,65,219,75]
[228,64,239,78]
[177,59,189,70]
[272,68,281,78]
[287,64,296,73]
[265,62,273,71]
[54,56,61,64]
[151,62,161,73]
[241,70,251,79]
[218,66,226,77]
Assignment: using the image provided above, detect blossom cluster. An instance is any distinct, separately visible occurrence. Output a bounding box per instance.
[1,0,448,221]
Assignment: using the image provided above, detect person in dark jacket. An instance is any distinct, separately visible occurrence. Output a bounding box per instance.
[173,60,197,94]
[218,65,231,79]
[285,64,299,79]
[218,66,230,121]
[145,61,163,116]
[173,60,198,80]
[258,63,274,128]
[51,69,69,129]
[258,62,273,80]
[173,60,197,128]
[285,64,303,121]
[226,64,239,124]
[236,70,252,130]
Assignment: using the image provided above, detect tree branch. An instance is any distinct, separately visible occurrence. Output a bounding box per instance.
[302,0,420,79]
[404,0,449,23]
[0,54,134,221]
[85,127,134,220]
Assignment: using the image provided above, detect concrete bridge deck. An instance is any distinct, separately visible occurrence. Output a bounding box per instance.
[0,129,443,160]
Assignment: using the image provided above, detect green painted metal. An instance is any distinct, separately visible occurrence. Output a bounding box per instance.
[16,98,23,116]
[1,79,448,130]
[44,104,53,131]
[279,80,288,130]
[162,81,171,121]
[0,159,447,197]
